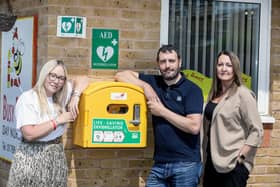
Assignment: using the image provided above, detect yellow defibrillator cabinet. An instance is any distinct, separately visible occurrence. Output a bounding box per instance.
[73,81,147,148]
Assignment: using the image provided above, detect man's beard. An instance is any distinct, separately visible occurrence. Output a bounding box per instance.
[160,68,180,81]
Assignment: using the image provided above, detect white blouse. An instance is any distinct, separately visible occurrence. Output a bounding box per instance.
[15,82,72,141]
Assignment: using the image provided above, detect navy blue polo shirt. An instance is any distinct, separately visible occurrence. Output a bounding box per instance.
[139,73,203,162]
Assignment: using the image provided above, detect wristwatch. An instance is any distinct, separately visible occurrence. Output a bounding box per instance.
[239,153,246,164]
[240,154,246,160]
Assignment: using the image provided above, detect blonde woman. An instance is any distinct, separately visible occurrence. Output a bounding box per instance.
[202,51,263,187]
[7,59,89,187]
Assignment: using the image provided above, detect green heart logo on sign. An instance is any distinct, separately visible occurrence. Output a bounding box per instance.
[62,22,72,32]
[76,22,81,32]
[96,46,114,62]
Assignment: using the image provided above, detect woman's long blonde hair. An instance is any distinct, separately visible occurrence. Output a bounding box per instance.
[208,50,243,101]
[33,59,69,117]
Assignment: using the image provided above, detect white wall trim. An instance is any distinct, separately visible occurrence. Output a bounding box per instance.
[160,0,169,46]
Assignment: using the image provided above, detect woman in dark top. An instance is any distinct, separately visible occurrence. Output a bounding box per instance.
[201,50,263,187]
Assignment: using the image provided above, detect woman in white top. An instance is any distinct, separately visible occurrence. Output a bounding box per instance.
[7,59,89,187]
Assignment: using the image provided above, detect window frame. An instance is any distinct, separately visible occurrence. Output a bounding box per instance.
[160,0,272,119]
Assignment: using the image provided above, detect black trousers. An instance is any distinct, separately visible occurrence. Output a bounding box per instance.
[203,159,249,187]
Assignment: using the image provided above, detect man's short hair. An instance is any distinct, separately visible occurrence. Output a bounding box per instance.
[156,44,181,62]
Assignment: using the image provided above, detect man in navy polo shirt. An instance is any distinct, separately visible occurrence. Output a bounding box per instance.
[115,44,203,187]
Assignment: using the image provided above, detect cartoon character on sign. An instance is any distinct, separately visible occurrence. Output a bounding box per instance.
[7,27,24,88]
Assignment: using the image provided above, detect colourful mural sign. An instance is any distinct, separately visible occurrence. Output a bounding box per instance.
[0,16,37,162]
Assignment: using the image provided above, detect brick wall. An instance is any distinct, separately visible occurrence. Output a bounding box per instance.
[0,0,279,187]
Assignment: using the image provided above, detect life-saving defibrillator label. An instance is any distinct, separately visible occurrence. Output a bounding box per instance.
[92,118,140,144]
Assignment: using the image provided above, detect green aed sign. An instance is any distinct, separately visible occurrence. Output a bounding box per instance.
[92,119,140,144]
[92,29,119,69]
[57,16,86,38]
